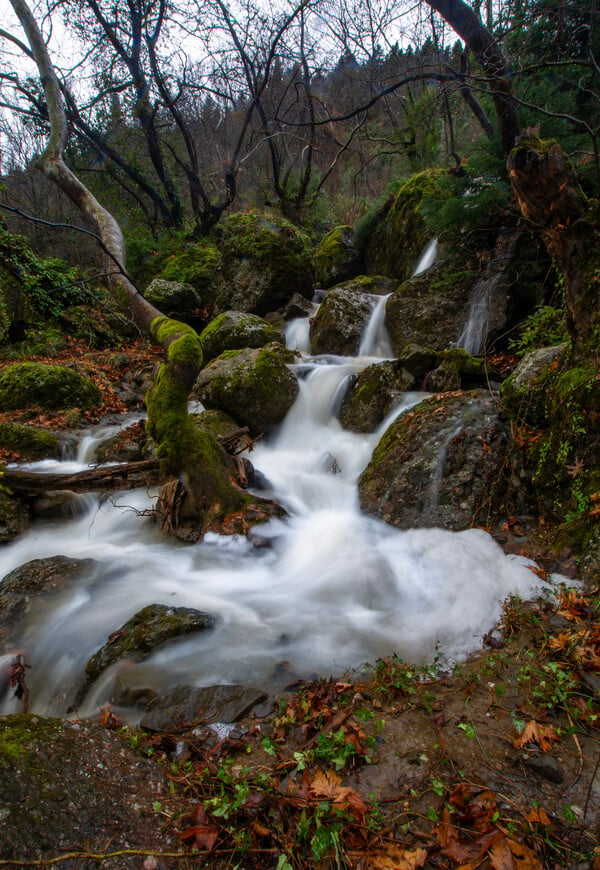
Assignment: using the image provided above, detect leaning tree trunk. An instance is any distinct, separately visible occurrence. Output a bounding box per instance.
[507,131,599,361]
[10,0,282,541]
[425,0,520,154]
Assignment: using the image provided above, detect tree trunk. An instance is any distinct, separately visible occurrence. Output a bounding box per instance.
[425,0,520,153]
[9,0,283,541]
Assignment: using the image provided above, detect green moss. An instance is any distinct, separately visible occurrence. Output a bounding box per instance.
[158,239,221,290]
[0,363,101,411]
[0,422,61,461]
[0,716,62,770]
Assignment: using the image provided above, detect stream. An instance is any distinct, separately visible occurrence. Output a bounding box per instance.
[0,285,544,722]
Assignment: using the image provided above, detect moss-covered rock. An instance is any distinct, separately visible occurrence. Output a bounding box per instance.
[0,422,61,461]
[83,603,215,692]
[200,310,285,364]
[192,408,244,441]
[340,361,415,433]
[0,714,173,864]
[144,278,203,319]
[310,285,375,356]
[155,237,222,295]
[194,344,298,436]
[358,170,441,281]
[359,392,509,530]
[500,345,567,427]
[0,362,102,411]
[215,211,314,315]
[314,225,360,288]
[386,261,472,357]
[0,487,29,544]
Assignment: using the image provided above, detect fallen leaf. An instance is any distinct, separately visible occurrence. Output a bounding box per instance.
[310,768,343,799]
[513,720,559,752]
[367,844,427,869]
[527,807,551,827]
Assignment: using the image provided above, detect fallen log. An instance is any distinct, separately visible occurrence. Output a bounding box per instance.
[2,459,162,495]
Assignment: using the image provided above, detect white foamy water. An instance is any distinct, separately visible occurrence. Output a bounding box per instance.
[0,308,544,719]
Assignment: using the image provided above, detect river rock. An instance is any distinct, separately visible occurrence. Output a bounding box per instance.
[500,344,567,427]
[193,344,298,436]
[0,714,177,866]
[84,604,216,691]
[386,263,470,357]
[215,211,314,315]
[314,225,361,288]
[359,392,509,530]
[310,284,375,356]
[0,556,97,649]
[0,488,29,545]
[200,310,285,364]
[140,684,268,731]
[144,277,202,319]
[0,362,101,411]
[340,361,415,433]
[94,420,148,464]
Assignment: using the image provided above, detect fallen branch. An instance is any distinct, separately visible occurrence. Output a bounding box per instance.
[2,459,161,495]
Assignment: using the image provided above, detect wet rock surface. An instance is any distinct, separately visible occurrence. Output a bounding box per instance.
[340,361,415,432]
[359,391,509,530]
[83,604,216,692]
[199,309,284,364]
[309,285,374,356]
[140,684,268,731]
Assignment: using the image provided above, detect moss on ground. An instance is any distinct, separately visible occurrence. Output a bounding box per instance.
[0,362,101,411]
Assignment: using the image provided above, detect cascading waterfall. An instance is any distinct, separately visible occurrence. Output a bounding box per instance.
[358,295,394,358]
[413,238,438,276]
[0,306,545,722]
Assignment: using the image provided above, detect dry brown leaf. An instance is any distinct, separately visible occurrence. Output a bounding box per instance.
[367,844,428,869]
[310,768,343,798]
[513,720,559,752]
[526,807,552,827]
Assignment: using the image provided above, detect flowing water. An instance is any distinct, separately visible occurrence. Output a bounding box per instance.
[0,303,544,721]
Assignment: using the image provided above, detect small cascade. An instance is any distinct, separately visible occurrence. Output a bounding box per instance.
[423,419,464,521]
[0,306,545,720]
[413,238,438,276]
[358,294,393,358]
[285,317,312,353]
[457,273,502,356]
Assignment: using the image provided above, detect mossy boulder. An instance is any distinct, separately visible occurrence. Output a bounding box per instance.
[425,348,490,393]
[0,714,173,864]
[314,225,361,288]
[192,408,244,441]
[193,344,298,436]
[200,310,285,364]
[0,363,101,411]
[154,237,222,296]
[310,283,378,356]
[83,603,215,692]
[359,392,509,530]
[358,170,441,281]
[144,277,203,320]
[386,261,472,356]
[0,487,29,544]
[0,422,61,461]
[500,345,567,427]
[215,212,314,315]
[340,361,415,433]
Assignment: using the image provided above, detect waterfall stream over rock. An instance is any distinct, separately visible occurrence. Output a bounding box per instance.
[0,302,544,722]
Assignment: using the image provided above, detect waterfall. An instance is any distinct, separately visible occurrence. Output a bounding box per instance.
[0,305,543,721]
[413,238,438,276]
[358,294,393,358]
[457,274,502,356]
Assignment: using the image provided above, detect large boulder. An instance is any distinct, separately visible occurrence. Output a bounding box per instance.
[386,261,471,357]
[200,310,285,364]
[193,344,298,436]
[309,277,394,357]
[0,422,61,461]
[153,237,222,299]
[214,212,314,315]
[0,363,101,411]
[359,392,509,530]
[314,225,361,288]
[340,361,415,433]
[144,278,202,320]
[358,170,441,281]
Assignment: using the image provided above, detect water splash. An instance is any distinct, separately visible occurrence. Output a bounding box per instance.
[413,239,438,276]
